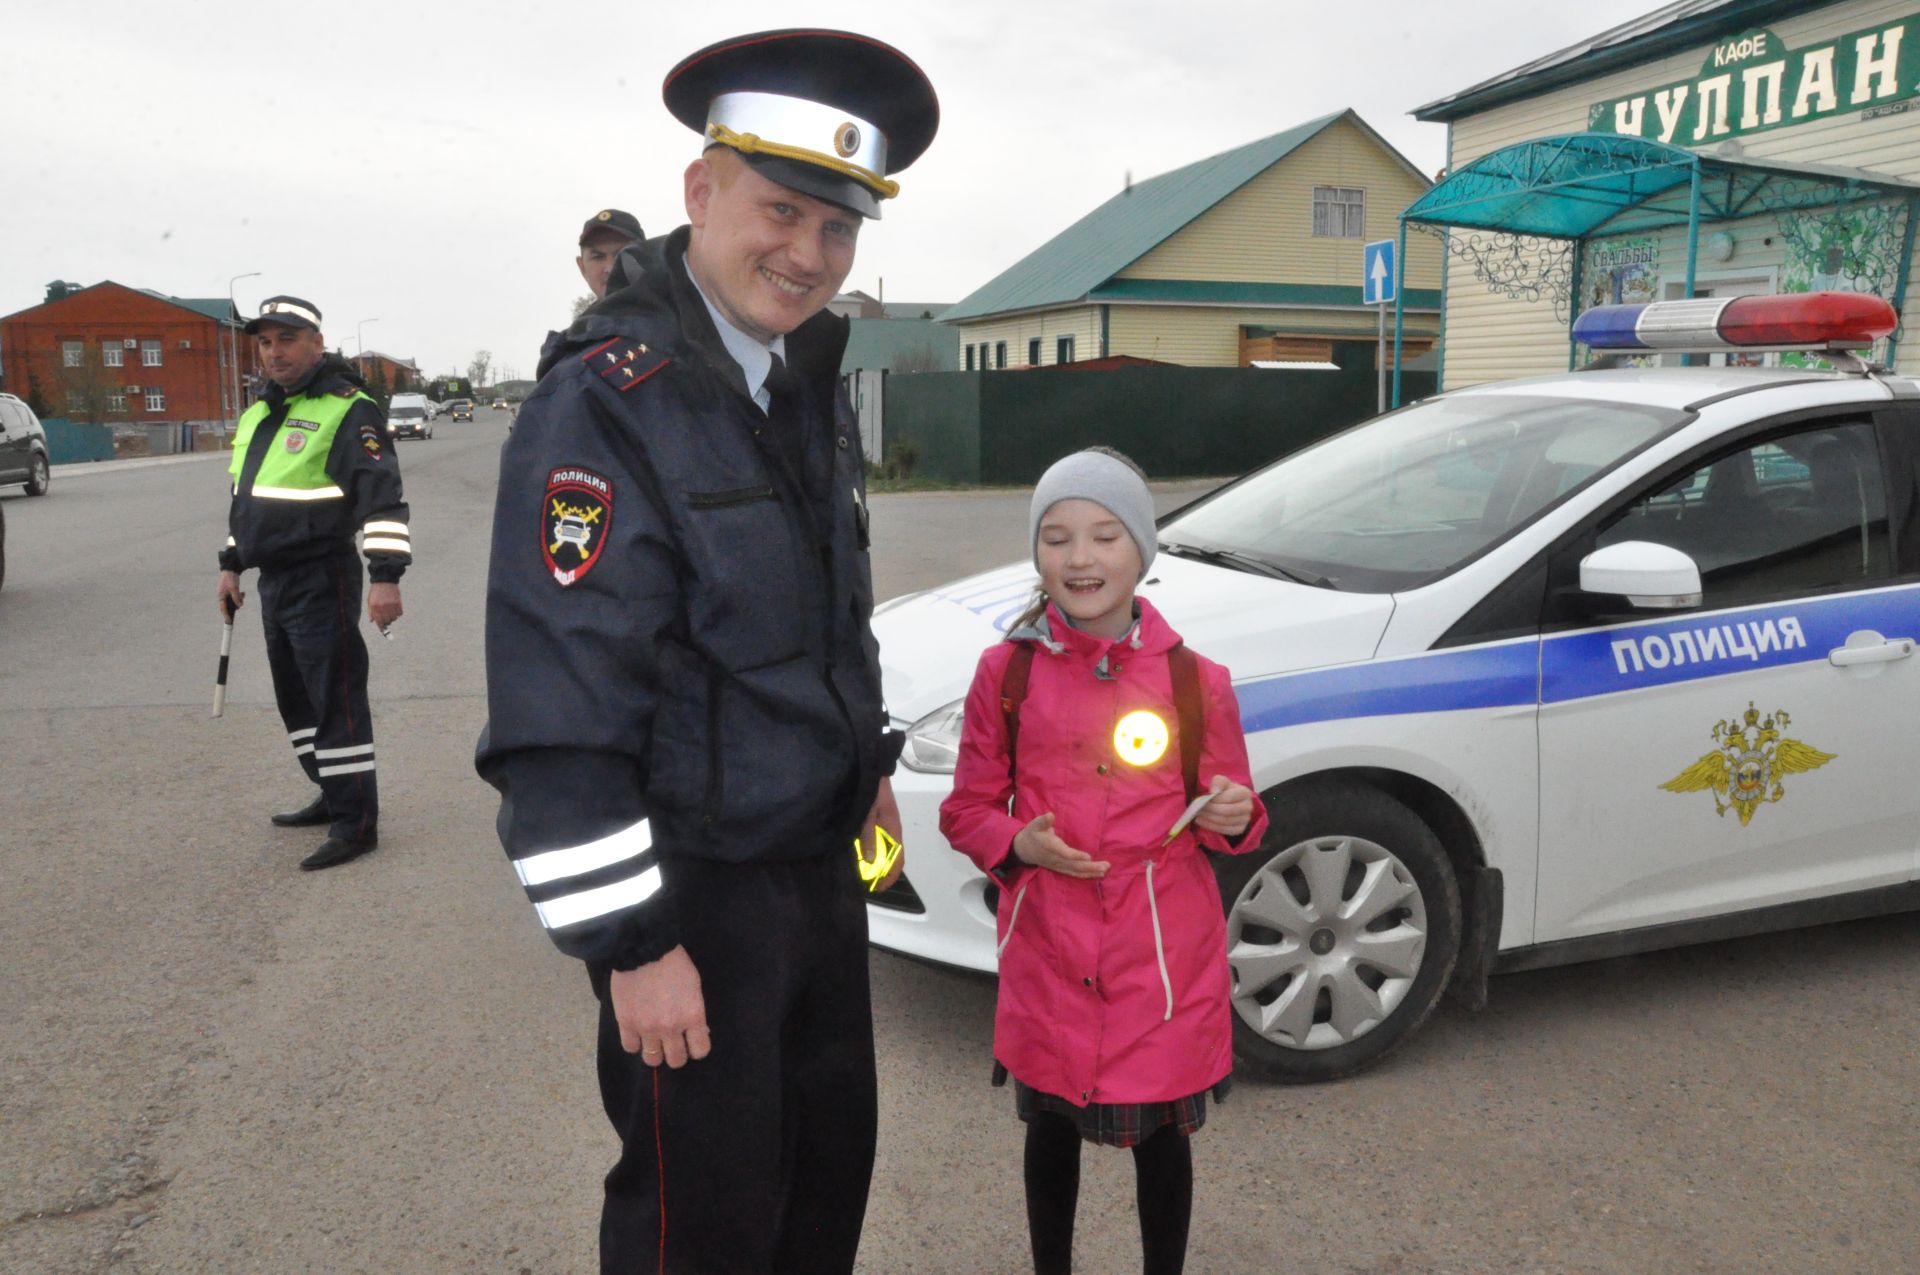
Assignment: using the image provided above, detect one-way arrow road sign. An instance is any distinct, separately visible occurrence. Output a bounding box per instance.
[1363,239,1396,306]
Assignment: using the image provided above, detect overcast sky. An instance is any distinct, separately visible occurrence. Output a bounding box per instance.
[10,0,1682,382]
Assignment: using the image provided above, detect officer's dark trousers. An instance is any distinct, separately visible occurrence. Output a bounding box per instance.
[590,850,877,1275]
[258,548,378,843]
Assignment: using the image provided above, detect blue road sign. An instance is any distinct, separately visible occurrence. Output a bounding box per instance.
[1363,239,1396,306]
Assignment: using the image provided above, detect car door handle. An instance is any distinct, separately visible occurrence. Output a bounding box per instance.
[1828,630,1916,667]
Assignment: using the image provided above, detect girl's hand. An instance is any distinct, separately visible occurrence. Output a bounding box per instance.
[1012,813,1110,878]
[1194,774,1256,838]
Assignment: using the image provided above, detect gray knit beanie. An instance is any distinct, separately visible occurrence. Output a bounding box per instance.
[1029,448,1156,579]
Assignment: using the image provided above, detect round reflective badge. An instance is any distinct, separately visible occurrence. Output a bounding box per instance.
[1113,710,1170,767]
[283,432,306,453]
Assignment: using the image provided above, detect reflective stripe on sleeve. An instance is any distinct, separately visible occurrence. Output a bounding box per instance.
[314,744,374,760]
[317,760,376,777]
[362,537,411,554]
[515,819,652,888]
[289,728,317,742]
[225,535,237,548]
[250,484,346,501]
[534,863,664,931]
[363,520,409,536]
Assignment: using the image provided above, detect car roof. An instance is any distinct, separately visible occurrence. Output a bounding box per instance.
[1443,365,1901,411]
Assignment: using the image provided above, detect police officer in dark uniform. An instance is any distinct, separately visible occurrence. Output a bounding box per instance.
[476,30,937,1275]
[218,296,411,871]
[577,207,644,300]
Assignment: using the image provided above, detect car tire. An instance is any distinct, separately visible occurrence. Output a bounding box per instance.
[1214,779,1461,1083]
[25,452,49,497]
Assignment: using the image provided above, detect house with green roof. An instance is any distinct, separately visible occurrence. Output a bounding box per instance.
[0,280,253,437]
[942,109,1442,370]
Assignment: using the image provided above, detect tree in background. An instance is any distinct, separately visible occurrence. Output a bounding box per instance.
[467,350,492,392]
[54,342,113,425]
[572,295,595,319]
[367,361,391,412]
[23,371,53,420]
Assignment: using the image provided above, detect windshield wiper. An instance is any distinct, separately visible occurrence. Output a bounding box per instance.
[1158,541,1336,589]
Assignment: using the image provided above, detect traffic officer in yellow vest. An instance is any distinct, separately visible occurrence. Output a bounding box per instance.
[217,295,411,870]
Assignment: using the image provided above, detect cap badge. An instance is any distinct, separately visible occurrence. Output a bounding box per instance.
[596,210,612,221]
[834,122,861,158]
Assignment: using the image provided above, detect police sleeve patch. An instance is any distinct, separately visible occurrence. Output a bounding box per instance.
[543,466,613,586]
[358,421,384,459]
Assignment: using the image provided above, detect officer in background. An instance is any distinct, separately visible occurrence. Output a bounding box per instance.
[218,296,411,871]
[477,30,937,1275]
[577,207,644,300]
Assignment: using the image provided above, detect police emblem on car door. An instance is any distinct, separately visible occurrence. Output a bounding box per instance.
[543,466,613,586]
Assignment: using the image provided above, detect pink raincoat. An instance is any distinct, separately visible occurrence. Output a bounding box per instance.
[939,597,1268,1107]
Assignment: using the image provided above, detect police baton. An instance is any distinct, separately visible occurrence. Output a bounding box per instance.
[213,598,235,718]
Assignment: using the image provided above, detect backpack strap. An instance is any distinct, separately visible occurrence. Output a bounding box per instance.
[1169,643,1205,801]
[999,642,1037,780]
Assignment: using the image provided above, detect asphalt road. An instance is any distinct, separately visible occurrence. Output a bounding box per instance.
[2,409,1916,1274]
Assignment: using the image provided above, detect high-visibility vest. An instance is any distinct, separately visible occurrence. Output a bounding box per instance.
[230,389,371,501]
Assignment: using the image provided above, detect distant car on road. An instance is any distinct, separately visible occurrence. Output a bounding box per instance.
[449,400,475,422]
[0,393,51,496]
[386,409,431,440]
[492,397,509,410]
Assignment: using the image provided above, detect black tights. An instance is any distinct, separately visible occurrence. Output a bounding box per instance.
[1023,1113,1193,1275]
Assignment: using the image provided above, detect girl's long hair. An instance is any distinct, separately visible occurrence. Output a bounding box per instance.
[1010,446,1150,641]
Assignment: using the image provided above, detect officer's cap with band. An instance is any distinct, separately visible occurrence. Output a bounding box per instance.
[579,208,644,247]
[245,295,323,335]
[663,29,938,220]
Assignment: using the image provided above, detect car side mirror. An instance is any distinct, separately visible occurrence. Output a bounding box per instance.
[1578,541,1702,609]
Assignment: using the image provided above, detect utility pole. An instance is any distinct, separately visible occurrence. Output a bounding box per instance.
[354,318,380,381]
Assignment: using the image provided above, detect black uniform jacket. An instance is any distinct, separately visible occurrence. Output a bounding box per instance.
[220,354,412,583]
[477,228,903,970]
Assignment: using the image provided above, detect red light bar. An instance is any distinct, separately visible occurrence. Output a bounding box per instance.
[1716,292,1898,347]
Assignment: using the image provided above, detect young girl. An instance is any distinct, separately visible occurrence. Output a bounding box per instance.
[939,447,1268,1275]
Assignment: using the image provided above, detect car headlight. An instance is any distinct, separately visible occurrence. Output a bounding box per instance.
[900,698,965,773]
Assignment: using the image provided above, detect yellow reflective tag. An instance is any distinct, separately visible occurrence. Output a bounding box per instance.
[854,826,904,891]
[1113,710,1170,766]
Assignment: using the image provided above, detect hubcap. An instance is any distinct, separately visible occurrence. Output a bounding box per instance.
[1226,834,1429,1051]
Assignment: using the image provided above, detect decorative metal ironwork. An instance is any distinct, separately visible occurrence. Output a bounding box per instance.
[1411,222,1576,320]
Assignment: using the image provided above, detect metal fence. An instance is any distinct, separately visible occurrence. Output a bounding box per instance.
[881,362,1438,484]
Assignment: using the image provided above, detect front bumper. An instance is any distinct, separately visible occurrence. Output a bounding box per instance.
[866,762,1000,973]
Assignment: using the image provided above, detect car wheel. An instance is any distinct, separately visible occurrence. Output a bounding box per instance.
[25,452,49,496]
[1215,780,1461,1083]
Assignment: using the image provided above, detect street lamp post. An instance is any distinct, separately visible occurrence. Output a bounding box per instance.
[227,271,261,425]
[354,318,380,381]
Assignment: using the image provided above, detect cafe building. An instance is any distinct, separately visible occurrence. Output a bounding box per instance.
[1400,0,1920,394]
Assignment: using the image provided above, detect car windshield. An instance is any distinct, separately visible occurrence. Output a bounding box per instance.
[392,407,425,419]
[1162,393,1688,593]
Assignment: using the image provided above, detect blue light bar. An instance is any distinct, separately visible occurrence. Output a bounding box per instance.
[1572,304,1650,350]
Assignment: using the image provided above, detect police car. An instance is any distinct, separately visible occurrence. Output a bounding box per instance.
[869,292,1920,1083]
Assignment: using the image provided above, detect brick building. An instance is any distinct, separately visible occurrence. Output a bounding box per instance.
[0,282,255,434]
[349,350,421,393]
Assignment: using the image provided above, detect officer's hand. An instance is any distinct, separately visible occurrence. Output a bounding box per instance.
[367,582,402,631]
[217,571,244,619]
[1194,774,1256,838]
[611,945,712,1069]
[1013,812,1109,879]
[860,776,906,892]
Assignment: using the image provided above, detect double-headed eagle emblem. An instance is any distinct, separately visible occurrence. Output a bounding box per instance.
[1660,702,1835,826]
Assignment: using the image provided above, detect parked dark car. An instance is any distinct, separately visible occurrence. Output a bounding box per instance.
[0,393,51,496]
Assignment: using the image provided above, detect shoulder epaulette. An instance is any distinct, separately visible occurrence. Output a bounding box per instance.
[582,338,672,393]
[333,386,359,398]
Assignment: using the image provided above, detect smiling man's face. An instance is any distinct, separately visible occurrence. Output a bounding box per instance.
[682,148,860,343]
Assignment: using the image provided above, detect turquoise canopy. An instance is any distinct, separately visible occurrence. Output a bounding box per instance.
[1390,133,1920,403]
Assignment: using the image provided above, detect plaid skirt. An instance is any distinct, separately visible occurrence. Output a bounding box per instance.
[1008,1074,1223,1148]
